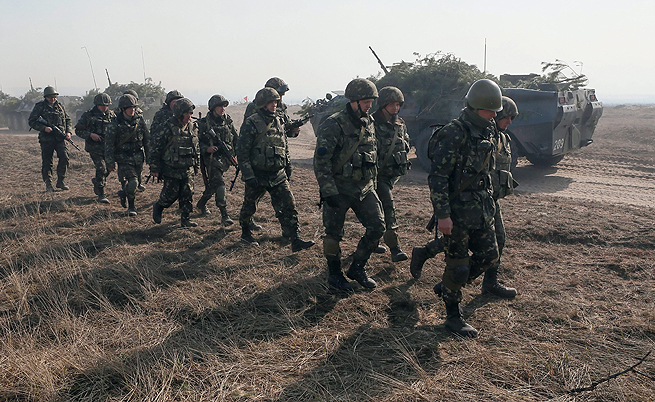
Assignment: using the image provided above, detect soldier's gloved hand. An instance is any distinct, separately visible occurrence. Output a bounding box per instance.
[325,195,340,208]
[285,164,293,180]
[245,177,258,187]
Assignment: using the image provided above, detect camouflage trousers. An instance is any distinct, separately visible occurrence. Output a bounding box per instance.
[88,151,108,189]
[490,199,505,269]
[200,167,228,208]
[40,140,68,183]
[239,179,298,238]
[157,176,194,218]
[322,191,385,263]
[376,175,401,231]
[117,162,143,200]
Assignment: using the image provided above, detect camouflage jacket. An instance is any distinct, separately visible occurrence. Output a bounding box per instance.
[372,109,411,178]
[491,128,515,200]
[237,108,288,187]
[314,104,378,201]
[150,117,199,179]
[244,100,295,164]
[428,108,497,227]
[104,112,150,169]
[75,106,115,154]
[28,99,72,143]
[150,105,173,134]
[198,112,238,173]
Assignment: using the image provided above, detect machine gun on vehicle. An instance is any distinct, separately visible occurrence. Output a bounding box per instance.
[36,116,82,151]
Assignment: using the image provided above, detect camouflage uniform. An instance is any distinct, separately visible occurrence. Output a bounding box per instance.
[105,109,150,214]
[197,111,238,215]
[150,108,200,227]
[150,105,174,135]
[28,98,72,188]
[75,105,115,198]
[373,108,411,259]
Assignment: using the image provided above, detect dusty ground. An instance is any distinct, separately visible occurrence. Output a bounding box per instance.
[0,105,653,401]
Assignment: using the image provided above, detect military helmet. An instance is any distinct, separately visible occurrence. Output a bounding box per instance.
[345,78,378,102]
[208,94,229,110]
[378,86,404,108]
[43,86,58,97]
[165,90,184,105]
[172,97,195,118]
[495,96,519,121]
[465,79,503,112]
[118,94,138,109]
[94,93,112,106]
[254,87,281,109]
[123,89,139,100]
[264,77,289,94]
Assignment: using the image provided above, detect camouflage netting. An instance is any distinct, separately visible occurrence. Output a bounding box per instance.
[498,60,588,91]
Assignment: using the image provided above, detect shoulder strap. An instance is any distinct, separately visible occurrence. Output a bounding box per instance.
[380,122,401,169]
[448,119,492,201]
[334,125,366,173]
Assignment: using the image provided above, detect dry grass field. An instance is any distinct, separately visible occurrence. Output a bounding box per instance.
[0,105,653,401]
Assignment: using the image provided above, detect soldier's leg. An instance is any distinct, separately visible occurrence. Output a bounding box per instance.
[40,141,55,190]
[482,203,516,297]
[119,163,139,216]
[54,141,69,189]
[197,169,219,214]
[180,176,197,227]
[348,192,385,288]
[269,180,313,251]
[239,181,266,244]
[322,196,351,291]
[90,153,109,203]
[467,224,499,283]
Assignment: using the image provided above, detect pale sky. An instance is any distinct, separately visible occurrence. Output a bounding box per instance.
[1,0,653,105]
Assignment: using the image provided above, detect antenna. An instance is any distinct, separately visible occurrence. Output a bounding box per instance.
[141,47,147,82]
[483,38,487,74]
[81,46,98,91]
[29,77,34,91]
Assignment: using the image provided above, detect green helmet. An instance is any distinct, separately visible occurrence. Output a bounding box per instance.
[165,90,184,105]
[208,94,229,110]
[172,97,195,118]
[378,86,404,108]
[118,94,138,109]
[465,79,503,112]
[265,77,289,95]
[94,93,112,106]
[345,78,378,102]
[254,87,280,109]
[495,96,519,121]
[123,89,139,100]
[43,86,58,97]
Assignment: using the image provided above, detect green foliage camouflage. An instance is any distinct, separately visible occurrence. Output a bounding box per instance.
[500,60,588,91]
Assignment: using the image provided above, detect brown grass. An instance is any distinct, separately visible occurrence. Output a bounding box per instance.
[0,106,654,401]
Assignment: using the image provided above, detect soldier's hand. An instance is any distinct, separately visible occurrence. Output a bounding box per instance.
[438,217,453,235]
[325,195,340,208]
[65,132,72,140]
[151,172,159,178]
[208,146,218,153]
[107,166,116,173]
[90,133,101,142]
[44,127,52,133]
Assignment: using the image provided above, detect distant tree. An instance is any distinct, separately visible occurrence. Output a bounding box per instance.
[0,90,19,126]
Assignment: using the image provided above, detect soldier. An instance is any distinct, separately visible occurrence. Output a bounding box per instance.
[313,78,385,291]
[196,94,238,225]
[75,93,115,203]
[105,94,150,216]
[373,86,412,262]
[418,79,503,337]
[150,98,200,228]
[28,86,73,192]
[236,87,314,252]
[151,90,184,134]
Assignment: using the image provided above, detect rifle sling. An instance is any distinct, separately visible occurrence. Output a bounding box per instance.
[334,125,366,174]
[380,122,401,170]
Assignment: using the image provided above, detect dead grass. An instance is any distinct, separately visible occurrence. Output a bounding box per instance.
[0,107,654,401]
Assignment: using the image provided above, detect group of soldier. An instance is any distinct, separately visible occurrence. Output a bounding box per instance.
[28,76,520,337]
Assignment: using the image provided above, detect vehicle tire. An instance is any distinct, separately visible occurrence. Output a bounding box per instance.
[525,154,565,167]
[415,127,434,172]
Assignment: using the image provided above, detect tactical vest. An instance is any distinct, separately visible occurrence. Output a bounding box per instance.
[162,122,199,169]
[375,115,410,177]
[492,130,515,199]
[78,108,113,153]
[34,101,69,141]
[333,112,378,183]
[248,113,288,172]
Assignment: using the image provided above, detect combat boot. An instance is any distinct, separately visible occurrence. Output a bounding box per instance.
[181,217,198,227]
[91,178,100,196]
[327,259,352,292]
[56,179,69,191]
[219,207,233,226]
[433,282,443,297]
[138,183,146,191]
[346,259,377,289]
[444,300,478,338]
[248,219,262,231]
[482,267,517,299]
[241,227,259,246]
[127,198,137,217]
[45,181,55,192]
[117,190,127,208]
[291,236,315,252]
[152,202,164,224]
[196,195,211,215]
[410,246,429,279]
[390,247,408,262]
[374,244,387,254]
[96,187,109,204]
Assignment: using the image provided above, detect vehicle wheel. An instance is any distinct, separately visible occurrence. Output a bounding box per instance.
[415,127,434,172]
[525,154,565,167]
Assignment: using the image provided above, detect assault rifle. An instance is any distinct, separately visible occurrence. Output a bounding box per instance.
[285,114,314,133]
[206,127,240,191]
[36,116,82,151]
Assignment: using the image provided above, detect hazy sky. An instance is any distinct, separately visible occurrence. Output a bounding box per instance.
[2,0,653,105]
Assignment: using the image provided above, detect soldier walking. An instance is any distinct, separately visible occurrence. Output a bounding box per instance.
[236,88,314,252]
[150,98,200,227]
[373,86,412,262]
[196,94,238,225]
[105,94,150,216]
[313,78,385,291]
[151,90,184,134]
[28,86,73,192]
[75,93,115,203]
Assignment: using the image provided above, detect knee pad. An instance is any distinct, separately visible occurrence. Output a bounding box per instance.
[125,177,138,196]
[446,257,470,286]
[323,236,341,259]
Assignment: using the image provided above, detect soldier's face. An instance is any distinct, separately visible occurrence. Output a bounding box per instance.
[97,105,109,113]
[384,102,401,116]
[46,96,57,105]
[352,99,374,114]
[123,106,136,117]
[496,116,512,131]
[170,99,178,110]
[476,109,497,121]
[182,111,192,125]
[213,106,225,116]
[266,101,277,113]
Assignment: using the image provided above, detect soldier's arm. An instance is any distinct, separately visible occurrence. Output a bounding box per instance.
[228,119,238,155]
[236,119,256,181]
[313,118,341,198]
[28,103,47,132]
[75,112,92,140]
[428,124,465,219]
[149,124,167,174]
[104,124,117,169]
[62,106,72,134]
[141,119,150,165]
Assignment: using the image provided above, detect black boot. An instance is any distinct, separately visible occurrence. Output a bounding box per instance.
[374,244,387,254]
[196,195,211,215]
[410,246,429,279]
[45,181,55,192]
[56,179,69,190]
[92,178,100,196]
[444,300,478,338]
[241,227,259,246]
[152,202,164,224]
[97,187,109,204]
[346,259,377,289]
[181,216,198,227]
[127,198,137,217]
[482,267,517,298]
[390,246,408,262]
[117,190,127,208]
[248,219,262,231]
[291,236,315,252]
[327,259,352,292]
[219,207,233,226]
